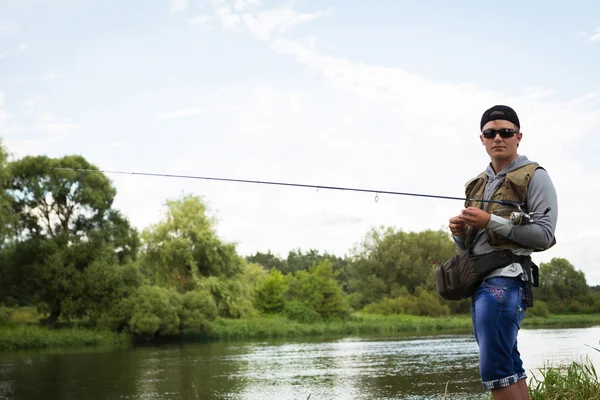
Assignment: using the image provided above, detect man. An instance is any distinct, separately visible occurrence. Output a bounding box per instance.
[448,105,558,400]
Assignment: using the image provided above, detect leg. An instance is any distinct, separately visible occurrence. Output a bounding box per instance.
[491,384,525,400]
[513,287,530,400]
[472,277,528,399]
[517,379,530,400]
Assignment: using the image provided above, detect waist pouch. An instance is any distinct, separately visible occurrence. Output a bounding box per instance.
[434,249,533,302]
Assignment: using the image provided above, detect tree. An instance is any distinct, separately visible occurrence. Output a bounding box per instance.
[536,258,590,312]
[140,194,244,292]
[8,155,116,240]
[254,269,286,313]
[246,250,286,271]
[0,154,139,326]
[0,139,14,246]
[284,259,348,318]
[346,227,457,309]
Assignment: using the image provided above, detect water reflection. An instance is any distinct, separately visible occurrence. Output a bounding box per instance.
[0,326,598,400]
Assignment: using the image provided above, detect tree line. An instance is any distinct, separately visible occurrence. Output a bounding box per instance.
[1,138,598,339]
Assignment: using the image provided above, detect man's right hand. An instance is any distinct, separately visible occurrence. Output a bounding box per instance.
[449,215,466,237]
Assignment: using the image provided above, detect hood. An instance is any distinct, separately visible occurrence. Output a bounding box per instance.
[485,155,536,179]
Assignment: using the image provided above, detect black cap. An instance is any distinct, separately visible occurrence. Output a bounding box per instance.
[480,105,520,131]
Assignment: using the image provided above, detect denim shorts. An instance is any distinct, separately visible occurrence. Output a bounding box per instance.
[470,276,528,390]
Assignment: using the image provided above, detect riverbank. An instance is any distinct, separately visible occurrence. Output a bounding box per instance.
[198,313,600,341]
[2,312,600,352]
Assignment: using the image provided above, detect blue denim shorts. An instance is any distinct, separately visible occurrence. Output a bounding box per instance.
[470,276,528,390]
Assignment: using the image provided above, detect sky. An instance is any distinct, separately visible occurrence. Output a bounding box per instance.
[1,0,600,284]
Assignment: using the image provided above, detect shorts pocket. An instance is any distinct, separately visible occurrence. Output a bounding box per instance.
[481,278,514,304]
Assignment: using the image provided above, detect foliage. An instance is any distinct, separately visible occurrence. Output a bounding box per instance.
[362,286,450,317]
[535,258,594,314]
[247,248,350,290]
[0,154,141,326]
[8,155,116,240]
[254,268,287,314]
[282,301,322,323]
[107,285,183,338]
[180,289,218,333]
[140,194,244,292]
[284,259,348,319]
[0,139,14,246]
[527,300,551,318]
[346,227,458,309]
[0,325,130,351]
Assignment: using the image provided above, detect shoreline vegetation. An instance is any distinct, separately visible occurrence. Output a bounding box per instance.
[2,312,600,352]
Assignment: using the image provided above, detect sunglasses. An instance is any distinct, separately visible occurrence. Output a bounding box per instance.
[481,128,518,139]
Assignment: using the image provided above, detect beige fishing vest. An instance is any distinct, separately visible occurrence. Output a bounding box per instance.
[462,163,556,252]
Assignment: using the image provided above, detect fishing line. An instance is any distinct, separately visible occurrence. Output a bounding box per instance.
[50,167,524,207]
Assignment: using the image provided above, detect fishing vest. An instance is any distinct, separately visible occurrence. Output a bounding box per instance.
[462,162,556,252]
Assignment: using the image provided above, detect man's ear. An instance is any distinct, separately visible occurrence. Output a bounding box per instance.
[516,132,523,147]
[480,134,484,145]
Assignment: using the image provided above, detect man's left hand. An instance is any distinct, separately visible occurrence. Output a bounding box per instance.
[461,207,491,229]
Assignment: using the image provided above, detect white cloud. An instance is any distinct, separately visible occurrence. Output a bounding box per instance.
[588,27,600,42]
[17,43,27,52]
[191,0,333,40]
[189,14,215,29]
[574,27,600,42]
[42,73,68,80]
[110,141,128,148]
[233,0,263,11]
[4,132,72,157]
[155,106,239,119]
[0,51,8,59]
[241,8,333,40]
[0,93,8,124]
[169,0,188,12]
[0,23,16,34]
[0,93,80,157]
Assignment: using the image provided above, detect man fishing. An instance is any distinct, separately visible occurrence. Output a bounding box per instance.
[448,105,558,400]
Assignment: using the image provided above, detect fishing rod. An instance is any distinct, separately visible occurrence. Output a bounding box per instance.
[50,167,524,207]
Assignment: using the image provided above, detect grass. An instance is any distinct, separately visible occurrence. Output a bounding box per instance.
[191,312,600,341]
[195,313,474,341]
[0,325,131,351]
[527,347,600,400]
[2,310,600,351]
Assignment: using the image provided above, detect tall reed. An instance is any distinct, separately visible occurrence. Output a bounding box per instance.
[528,346,600,400]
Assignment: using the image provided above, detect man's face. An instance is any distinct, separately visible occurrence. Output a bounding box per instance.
[480,119,522,162]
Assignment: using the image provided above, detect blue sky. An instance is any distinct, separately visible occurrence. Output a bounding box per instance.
[1,0,600,284]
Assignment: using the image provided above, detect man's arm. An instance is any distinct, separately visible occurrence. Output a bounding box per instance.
[486,168,558,249]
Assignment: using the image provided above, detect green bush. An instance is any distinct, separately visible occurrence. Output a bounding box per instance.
[254,269,286,313]
[284,260,349,319]
[362,289,450,317]
[283,301,321,323]
[0,306,11,326]
[106,286,182,338]
[179,289,218,333]
[528,300,550,318]
[9,306,38,324]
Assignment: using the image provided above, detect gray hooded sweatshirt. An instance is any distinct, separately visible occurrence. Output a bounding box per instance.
[454,155,558,281]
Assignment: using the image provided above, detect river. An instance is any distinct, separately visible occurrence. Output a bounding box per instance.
[0,325,599,400]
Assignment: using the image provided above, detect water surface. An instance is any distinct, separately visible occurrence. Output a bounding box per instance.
[1,326,598,400]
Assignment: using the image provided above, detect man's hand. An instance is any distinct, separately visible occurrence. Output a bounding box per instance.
[461,207,491,229]
[449,215,466,237]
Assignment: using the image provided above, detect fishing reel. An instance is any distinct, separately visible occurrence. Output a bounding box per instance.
[509,205,551,226]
